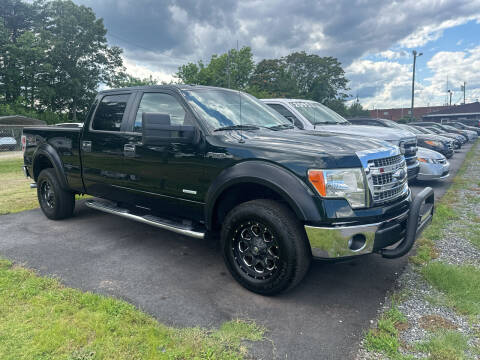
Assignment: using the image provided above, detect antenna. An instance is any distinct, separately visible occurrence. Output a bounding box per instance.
[237,40,245,143]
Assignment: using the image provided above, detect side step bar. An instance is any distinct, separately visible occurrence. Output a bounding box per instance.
[85,199,205,239]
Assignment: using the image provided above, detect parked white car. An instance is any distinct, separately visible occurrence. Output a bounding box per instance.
[0,136,17,150]
[416,147,449,181]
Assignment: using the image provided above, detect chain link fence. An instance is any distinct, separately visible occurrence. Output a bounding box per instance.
[0,126,23,151]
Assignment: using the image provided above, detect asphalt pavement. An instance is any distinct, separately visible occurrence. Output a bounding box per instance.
[0,143,473,359]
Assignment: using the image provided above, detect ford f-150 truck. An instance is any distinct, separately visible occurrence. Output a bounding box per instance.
[262,99,420,180]
[22,85,434,295]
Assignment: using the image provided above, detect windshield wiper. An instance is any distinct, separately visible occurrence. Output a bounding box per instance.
[268,124,295,130]
[214,124,260,132]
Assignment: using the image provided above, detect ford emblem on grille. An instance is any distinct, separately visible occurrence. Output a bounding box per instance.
[392,168,406,181]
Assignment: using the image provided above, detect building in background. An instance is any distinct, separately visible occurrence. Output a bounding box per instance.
[422,102,480,123]
[369,106,448,121]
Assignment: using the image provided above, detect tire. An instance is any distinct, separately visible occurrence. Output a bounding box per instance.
[37,168,75,220]
[221,199,311,295]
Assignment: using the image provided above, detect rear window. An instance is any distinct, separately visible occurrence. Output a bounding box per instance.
[92,94,130,131]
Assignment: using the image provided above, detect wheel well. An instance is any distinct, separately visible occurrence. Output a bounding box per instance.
[33,155,54,181]
[211,182,296,231]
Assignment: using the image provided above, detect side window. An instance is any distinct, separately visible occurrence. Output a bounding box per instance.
[91,94,130,131]
[267,104,304,129]
[134,93,188,132]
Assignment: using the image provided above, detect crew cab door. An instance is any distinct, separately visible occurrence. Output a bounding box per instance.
[81,91,136,199]
[119,90,206,220]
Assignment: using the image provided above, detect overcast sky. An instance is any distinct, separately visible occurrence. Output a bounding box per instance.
[76,0,480,109]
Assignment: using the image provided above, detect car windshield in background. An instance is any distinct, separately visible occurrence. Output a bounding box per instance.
[290,101,349,125]
[181,89,290,131]
[401,125,422,135]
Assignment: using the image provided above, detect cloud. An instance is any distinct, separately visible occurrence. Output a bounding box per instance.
[346,60,411,108]
[399,16,480,48]
[75,0,480,70]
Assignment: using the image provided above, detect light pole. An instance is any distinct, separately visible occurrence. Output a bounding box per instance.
[410,50,422,121]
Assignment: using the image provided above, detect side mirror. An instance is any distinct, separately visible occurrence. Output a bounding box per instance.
[142,112,195,145]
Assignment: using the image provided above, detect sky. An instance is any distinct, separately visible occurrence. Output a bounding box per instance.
[75,0,480,110]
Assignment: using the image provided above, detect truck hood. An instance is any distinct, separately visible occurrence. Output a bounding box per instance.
[312,124,415,142]
[210,128,398,169]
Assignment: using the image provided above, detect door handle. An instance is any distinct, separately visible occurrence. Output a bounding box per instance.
[82,141,92,152]
[124,143,136,157]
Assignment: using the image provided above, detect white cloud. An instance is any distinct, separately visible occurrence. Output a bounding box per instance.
[122,57,175,83]
[346,60,412,109]
[399,16,480,48]
[378,50,408,60]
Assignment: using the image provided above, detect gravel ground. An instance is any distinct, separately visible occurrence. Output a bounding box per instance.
[356,142,480,360]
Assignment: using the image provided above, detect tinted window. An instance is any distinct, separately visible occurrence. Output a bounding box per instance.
[134,93,187,131]
[267,104,304,129]
[92,94,130,131]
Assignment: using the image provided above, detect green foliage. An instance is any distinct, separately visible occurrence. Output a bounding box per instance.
[422,262,480,316]
[0,0,124,122]
[107,72,159,88]
[176,47,255,90]
[346,100,370,117]
[364,305,409,359]
[416,330,469,360]
[0,258,264,359]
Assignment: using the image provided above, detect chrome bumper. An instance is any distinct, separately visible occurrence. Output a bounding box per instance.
[305,187,435,259]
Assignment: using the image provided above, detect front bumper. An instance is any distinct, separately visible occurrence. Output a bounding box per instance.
[417,161,450,181]
[305,187,434,259]
[407,161,420,180]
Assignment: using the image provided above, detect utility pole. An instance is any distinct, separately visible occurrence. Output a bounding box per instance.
[461,82,466,104]
[448,90,453,106]
[410,50,422,121]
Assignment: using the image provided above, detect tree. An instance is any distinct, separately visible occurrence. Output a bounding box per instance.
[176,47,255,90]
[108,72,158,88]
[246,52,349,108]
[346,99,370,117]
[248,59,298,98]
[40,0,123,120]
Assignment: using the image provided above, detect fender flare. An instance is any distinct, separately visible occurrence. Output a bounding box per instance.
[32,143,70,190]
[204,161,323,230]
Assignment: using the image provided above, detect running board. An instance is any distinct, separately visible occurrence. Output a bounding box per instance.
[85,199,205,239]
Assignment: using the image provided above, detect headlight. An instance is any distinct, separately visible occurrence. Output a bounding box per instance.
[418,157,433,163]
[424,140,442,147]
[387,140,405,154]
[308,168,366,208]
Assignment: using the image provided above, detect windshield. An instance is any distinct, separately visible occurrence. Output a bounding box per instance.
[426,127,442,134]
[181,89,290,131]
[400,125,422,134]
[290,101,349,125]
[442,125,458,131]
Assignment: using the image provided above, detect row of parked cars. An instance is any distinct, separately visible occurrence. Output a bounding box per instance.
[23,85,476,294]
[261,99,478,183]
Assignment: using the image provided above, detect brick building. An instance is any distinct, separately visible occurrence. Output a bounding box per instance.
[369,105,448,121]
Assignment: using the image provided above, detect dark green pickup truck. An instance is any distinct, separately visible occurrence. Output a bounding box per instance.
[22,85,434,294]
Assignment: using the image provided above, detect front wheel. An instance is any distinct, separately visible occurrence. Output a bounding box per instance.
[37,168,75,220]
[221,199,311,295]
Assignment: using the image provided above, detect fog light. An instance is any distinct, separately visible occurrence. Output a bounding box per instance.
[348,234,367,251]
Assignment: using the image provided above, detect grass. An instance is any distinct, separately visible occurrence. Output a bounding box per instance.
[0,155,89,215]
[422,262,480,317]
[364,306,410,360]
[0,259,264,360]
[416,330,469,360]
[0,157,38,215]
[365,141,480,359]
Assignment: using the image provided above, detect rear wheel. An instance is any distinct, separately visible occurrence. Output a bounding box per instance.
[37,168,75,220]
[221,199,311,295]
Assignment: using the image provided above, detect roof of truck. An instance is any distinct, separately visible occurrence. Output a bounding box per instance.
[98,84,236,94]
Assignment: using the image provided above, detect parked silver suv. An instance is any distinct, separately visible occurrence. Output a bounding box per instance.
[262,99,420,180]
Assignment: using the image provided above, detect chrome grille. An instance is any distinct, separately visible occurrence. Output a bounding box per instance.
[373,154,403,167]
[368,154,408,205]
